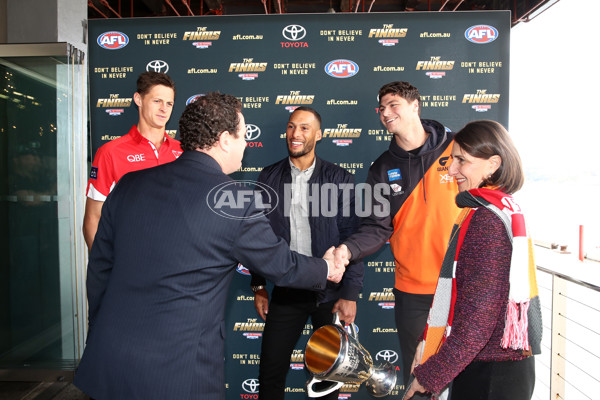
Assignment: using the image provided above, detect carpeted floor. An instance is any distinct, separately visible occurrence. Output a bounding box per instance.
[0,381,89,400]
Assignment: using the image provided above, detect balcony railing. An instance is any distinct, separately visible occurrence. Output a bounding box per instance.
[533,246,600,400]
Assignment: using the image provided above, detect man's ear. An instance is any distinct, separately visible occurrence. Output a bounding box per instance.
[316,129,322,142]
[133,92,142,107]
[217,130,231,152]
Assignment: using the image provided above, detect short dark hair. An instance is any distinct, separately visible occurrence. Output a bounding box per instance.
[291,106,322,127]
[179,92,242,152]
[136,72,176,96]
[454,120,524,194]
[378,81,420,106]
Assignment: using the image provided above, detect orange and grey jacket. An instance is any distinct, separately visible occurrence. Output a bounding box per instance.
[344,119,460,295]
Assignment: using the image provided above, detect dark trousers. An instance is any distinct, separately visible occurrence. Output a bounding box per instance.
[394,289,434,399]
[258,291,338,400]
[451,357,535,400]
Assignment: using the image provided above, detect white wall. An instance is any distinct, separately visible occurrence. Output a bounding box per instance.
[510,0,600,251]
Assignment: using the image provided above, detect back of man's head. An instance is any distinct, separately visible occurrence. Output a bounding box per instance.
[378,81,420,106]
[136,72,176,96]
[179,92,242,152]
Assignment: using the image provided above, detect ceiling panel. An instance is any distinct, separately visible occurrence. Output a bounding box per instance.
[88,0,559,27]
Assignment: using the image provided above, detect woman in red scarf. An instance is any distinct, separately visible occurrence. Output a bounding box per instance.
[404,120,542,400]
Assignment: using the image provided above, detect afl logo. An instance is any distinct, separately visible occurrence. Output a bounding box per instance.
[206,180,278,220]
[186,94,204,105]
[325,59,359,78]
[97,31,129,50]
[245,124,261,141]
[282,25,306,41]
[465,25,498,44]
[236,264,250,275]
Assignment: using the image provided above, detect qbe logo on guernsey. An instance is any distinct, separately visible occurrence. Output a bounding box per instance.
[97,31,129,49]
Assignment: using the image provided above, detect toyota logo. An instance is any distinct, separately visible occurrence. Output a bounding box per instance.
[146,60,169,73]
[282,25,306,41]
[242,378,259,393]
[375,350,399,364]
[245,124,261,141]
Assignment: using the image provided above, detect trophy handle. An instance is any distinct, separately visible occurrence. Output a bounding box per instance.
[305,376,344,398]
[332,312,359,341]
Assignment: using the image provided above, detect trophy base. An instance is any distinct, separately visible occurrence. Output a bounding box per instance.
[365,361,397,397]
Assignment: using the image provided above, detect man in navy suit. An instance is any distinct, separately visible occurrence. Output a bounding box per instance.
[74,92,345,400]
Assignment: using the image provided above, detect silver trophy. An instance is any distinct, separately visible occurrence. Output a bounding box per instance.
[304,313,397,397]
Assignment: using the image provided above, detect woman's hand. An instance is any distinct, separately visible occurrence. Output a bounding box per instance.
[404,376,427,399]
[411,341,424,374]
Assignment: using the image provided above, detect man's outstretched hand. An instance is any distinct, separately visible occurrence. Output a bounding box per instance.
[333,244,352,270]
[323,246,345,283]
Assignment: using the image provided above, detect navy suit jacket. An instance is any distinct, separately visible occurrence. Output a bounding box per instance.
[74,151,328,400]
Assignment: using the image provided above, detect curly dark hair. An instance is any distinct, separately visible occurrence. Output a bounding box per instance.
[179,92,242,151]
[378,81,421,110]
[136,72,176,96]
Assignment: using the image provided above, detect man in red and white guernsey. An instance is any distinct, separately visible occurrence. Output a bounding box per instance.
[83,72,182,249]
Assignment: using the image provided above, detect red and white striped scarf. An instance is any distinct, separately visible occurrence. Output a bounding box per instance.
[419,188,542,397]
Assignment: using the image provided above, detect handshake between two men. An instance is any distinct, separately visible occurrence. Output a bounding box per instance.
[322,244,353,283]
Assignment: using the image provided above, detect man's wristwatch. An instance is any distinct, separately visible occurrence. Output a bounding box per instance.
[251,285,265,293]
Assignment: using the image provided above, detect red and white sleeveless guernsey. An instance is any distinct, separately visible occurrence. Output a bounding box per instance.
[86,125,182,201]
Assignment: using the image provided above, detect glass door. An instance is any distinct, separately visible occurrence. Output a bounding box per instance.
[0,43,87,374]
